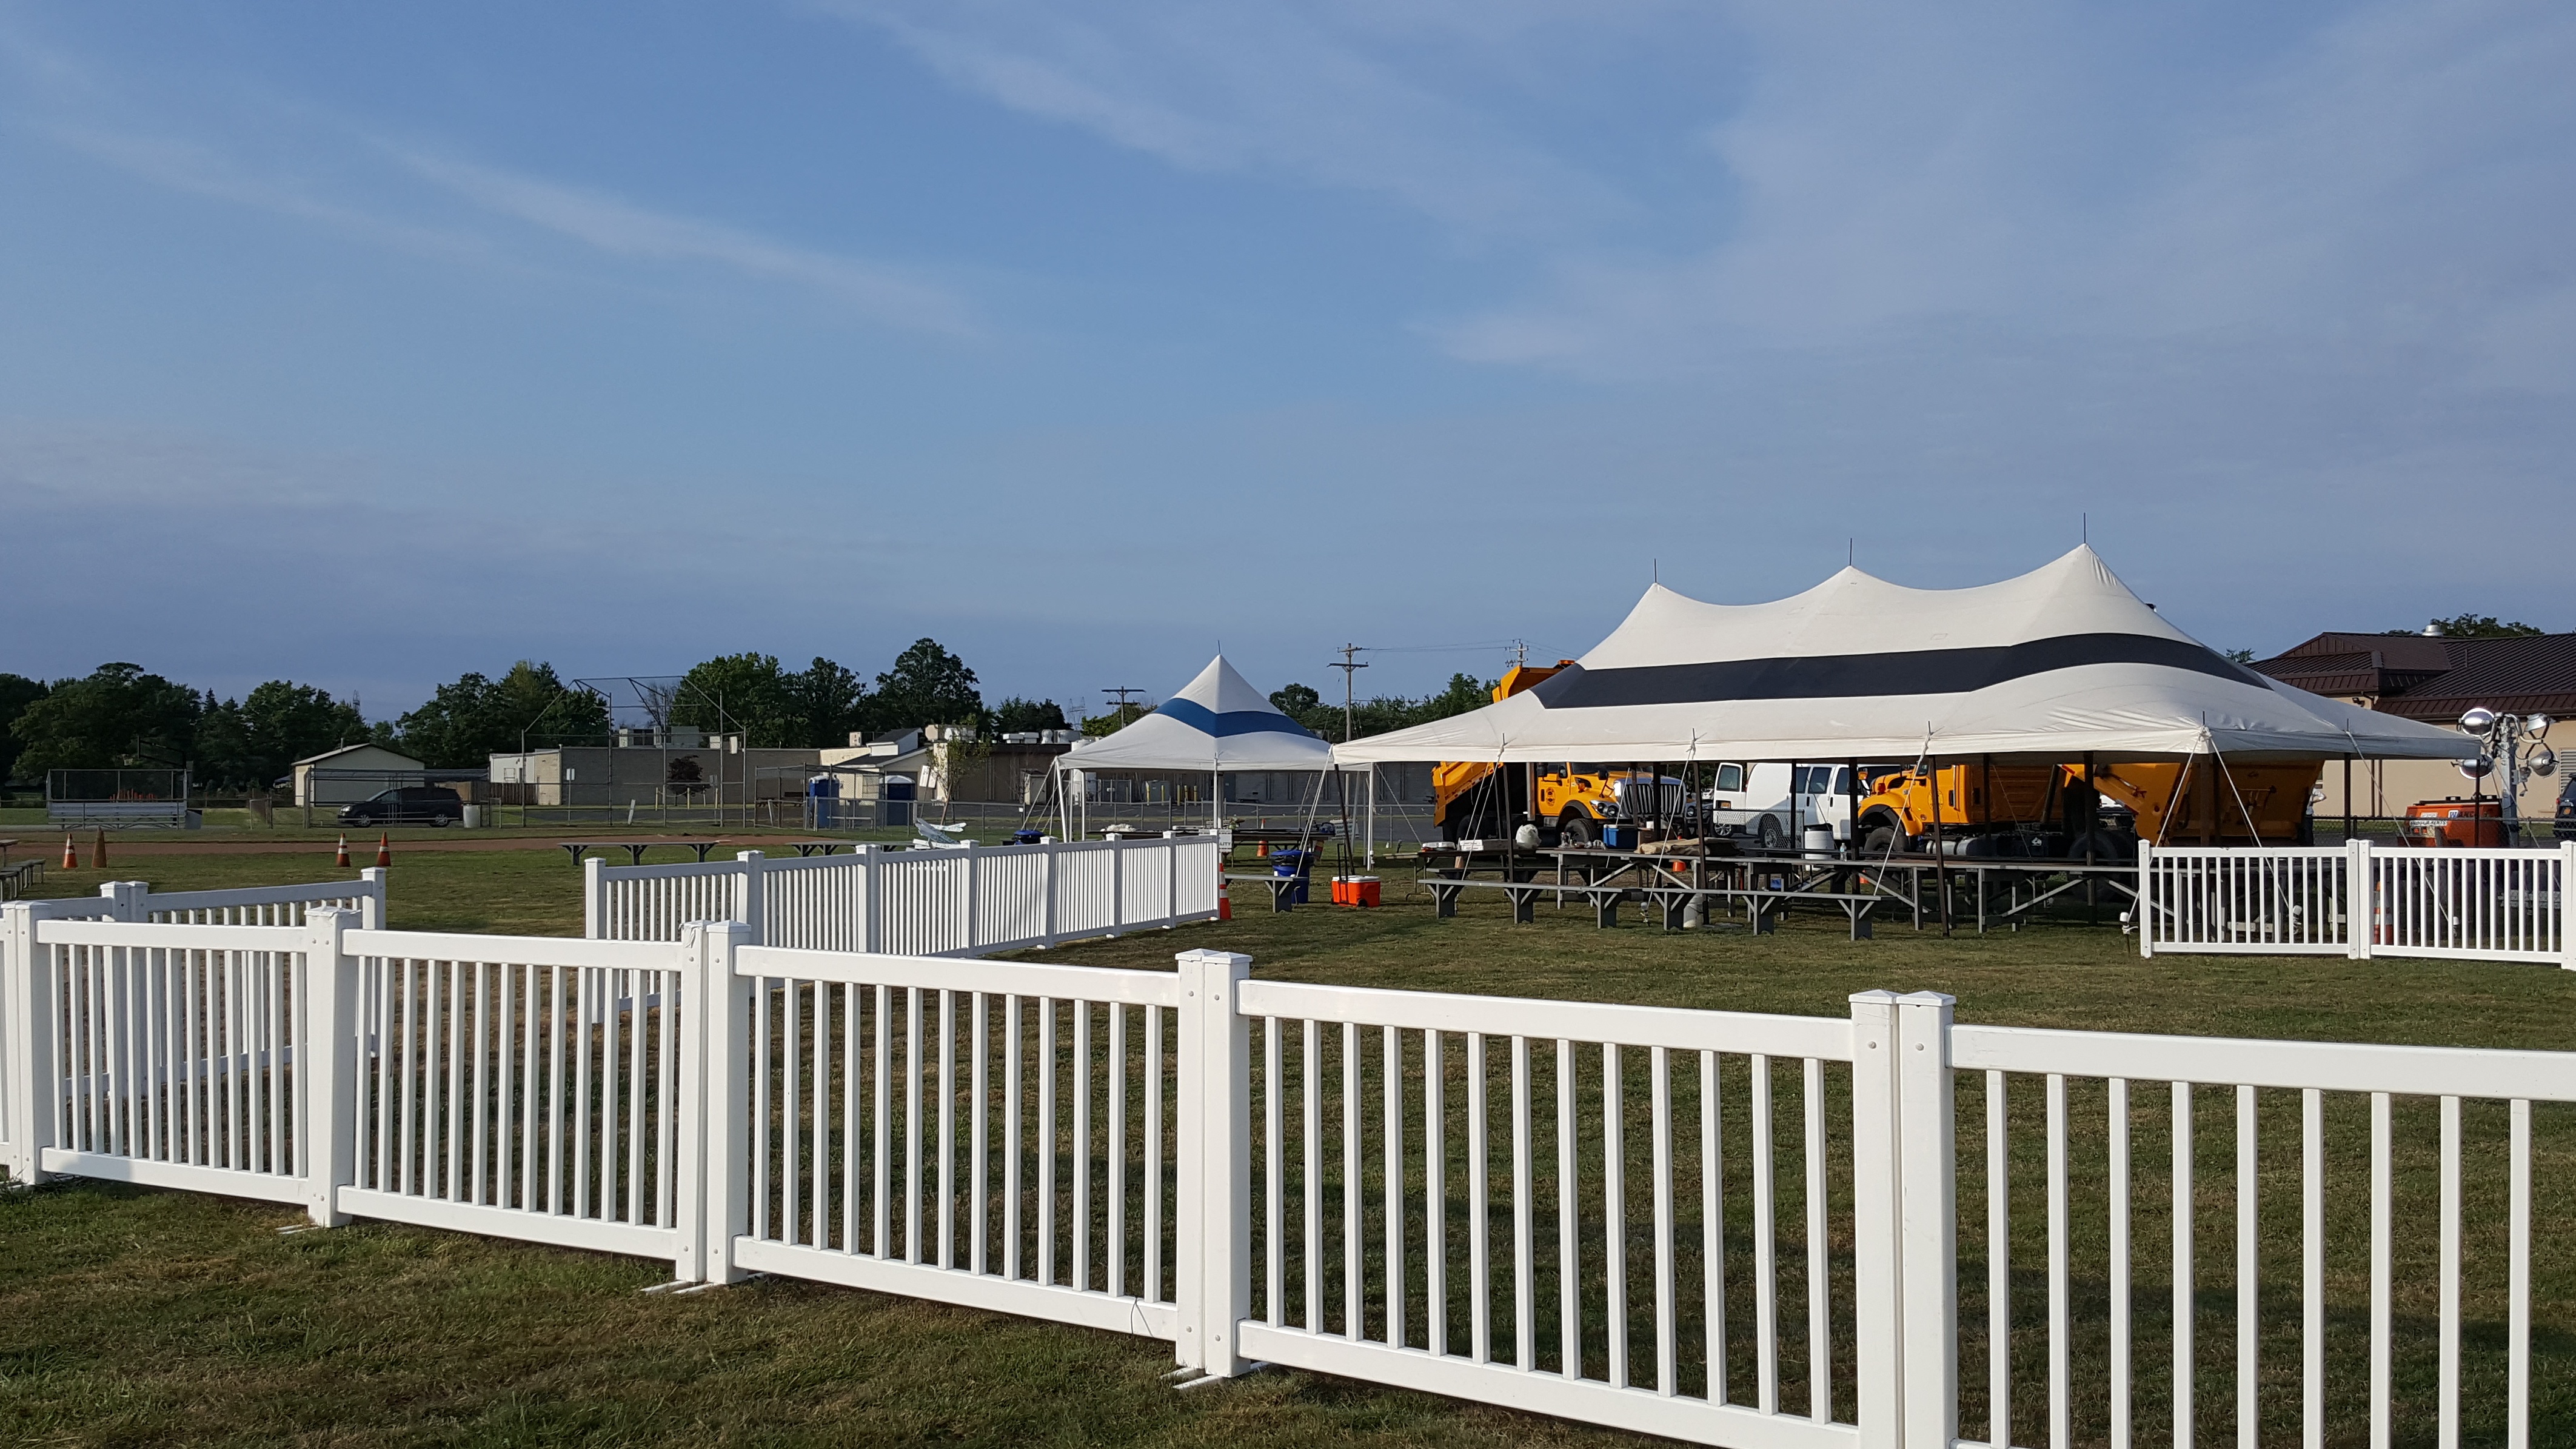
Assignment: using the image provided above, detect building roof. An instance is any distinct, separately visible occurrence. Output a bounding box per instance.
[292,741,423,769]
[2250,632,2576,721]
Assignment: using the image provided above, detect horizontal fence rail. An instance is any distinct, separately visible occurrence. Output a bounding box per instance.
[5,906,2572,1449]
[585,836,1223,957]
[2139,841,2573,966]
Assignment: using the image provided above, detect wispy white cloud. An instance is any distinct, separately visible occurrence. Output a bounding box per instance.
[395,150,979,336]
[813,0,1641,238]
[48,127,496,263]
[8,22,979,339]
[1428,0,2576,387]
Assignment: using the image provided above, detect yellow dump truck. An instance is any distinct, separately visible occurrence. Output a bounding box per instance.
[1850,758,2322,855]
[1433,663,1689,845]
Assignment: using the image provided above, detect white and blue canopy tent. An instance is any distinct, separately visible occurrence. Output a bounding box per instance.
[1053,655,1363,845]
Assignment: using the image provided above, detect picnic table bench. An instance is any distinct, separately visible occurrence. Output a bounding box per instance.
[558,838,727,866]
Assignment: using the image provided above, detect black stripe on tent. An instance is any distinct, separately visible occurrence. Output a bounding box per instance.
[1528,632,2266,708]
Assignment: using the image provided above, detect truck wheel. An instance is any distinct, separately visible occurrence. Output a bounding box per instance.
[1756,815,1784,851]
[1558,812,1594,846]
[1862,824,1901,855]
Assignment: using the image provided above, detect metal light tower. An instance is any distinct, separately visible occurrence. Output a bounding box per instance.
[2457,706,2557,841]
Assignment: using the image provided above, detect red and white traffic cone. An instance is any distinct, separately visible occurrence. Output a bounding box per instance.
[62,834,78,869]
[1217,866,1232,920]
[375,834,392,868]
[335,834,351,868]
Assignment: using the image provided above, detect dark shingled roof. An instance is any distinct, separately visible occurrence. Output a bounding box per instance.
[2250,631,2576,721]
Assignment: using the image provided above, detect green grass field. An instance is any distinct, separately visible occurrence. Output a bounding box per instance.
[6,846,2574,1446]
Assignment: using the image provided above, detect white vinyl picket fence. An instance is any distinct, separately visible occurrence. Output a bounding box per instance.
[584,835,1223,955]
[2138,841,2574,966]
[0,875,386,1179]
[3,907,2569,1447]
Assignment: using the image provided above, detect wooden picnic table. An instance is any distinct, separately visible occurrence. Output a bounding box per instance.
[558,838,726,866]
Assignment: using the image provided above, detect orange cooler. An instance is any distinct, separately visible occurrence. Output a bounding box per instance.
[1330,875,1382,908]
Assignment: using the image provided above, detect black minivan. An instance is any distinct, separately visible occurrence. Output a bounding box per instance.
[339,786,466,827]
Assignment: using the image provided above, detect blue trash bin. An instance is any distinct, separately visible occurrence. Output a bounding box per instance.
[1270,848,1311,905]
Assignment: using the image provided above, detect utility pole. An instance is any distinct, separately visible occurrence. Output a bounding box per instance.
[1330,644,1368,743]
[1511,639,1528,671]
[1102,686,1144,729]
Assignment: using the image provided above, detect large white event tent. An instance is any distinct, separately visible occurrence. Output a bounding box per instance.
[1330,547,2477,767]
[1055,655,1354,837]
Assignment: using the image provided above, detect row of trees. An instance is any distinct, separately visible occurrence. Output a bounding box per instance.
[1269,673,1495,743]
[0,665,373,789]
[0,638,1069,785]
[652,640,1061,755]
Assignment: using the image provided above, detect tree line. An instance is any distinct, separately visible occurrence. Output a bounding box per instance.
[1268,672,1495,743]
[0,638,1069,788]
[0,646,1511,790]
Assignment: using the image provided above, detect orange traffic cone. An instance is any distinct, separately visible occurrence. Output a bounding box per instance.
[62,834,77,869]
[375,834,392,868]
[90,829,106,869]
[1217,867,1232,920]
[335,834,351,868]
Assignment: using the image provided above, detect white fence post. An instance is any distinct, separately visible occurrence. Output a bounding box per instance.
[864,848,883,954]
[2136,843,2155,958]
[1895,990,1959,1449]
[2347,838,2374,961]
[1848,989,1906,1449]
[672,922,717,1283]
[959,849,979,954]
[2560,841,2575,971]
[1043,846,1060,948]
[1165,835,1180,929]
[104,879,148,922]
[700,920,755,1282]
[358,868,388,930]
[2,903,50,1185]
[302,908,358,1226]
[734,852,766,945]
[583,855,605,939]
[1176,948,1253,1376]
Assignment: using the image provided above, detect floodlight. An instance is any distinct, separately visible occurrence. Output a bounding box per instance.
[2457,756,2494,779]
[2459,707,2497,732]
[2529,714,2553,737]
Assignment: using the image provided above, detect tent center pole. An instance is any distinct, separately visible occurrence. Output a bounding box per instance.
[1930,757,1950,937]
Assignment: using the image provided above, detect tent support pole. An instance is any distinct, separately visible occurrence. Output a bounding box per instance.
[2343,757,2355,845]
[2083,751,2099,926]
[1931,757,1950,937]
[1364,766,1374,870]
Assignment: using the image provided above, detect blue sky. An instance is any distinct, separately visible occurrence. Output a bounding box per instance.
[5,1,2571,723]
